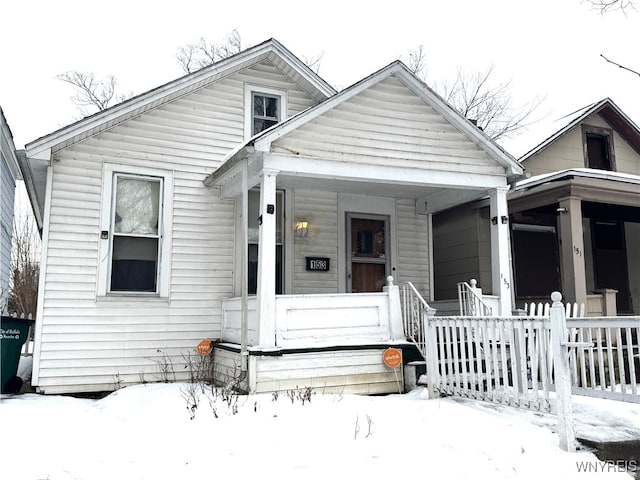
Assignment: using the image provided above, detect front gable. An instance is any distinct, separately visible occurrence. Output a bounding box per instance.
[270,74,505,177]
[521,99,640,177]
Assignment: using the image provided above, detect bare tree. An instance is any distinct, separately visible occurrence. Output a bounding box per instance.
[439,66,544,141]
[404,46,544,141]
[7,216,40,317]
[57,71,131,116]
[301,52,324,74]
[585,0,636,13]
[176,29,244,74]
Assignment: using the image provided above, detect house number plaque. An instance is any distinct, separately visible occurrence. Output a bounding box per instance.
[305,257,330,271]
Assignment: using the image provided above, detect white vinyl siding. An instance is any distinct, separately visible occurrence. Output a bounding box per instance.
[395,199,430,297]
[0,155,15,311]
[215,347,401,395]
[33,61,320,393]
[292,189,338,294]
[272,75,503,177]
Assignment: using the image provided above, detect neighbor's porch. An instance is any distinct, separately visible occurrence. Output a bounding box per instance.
[510,170,640,315]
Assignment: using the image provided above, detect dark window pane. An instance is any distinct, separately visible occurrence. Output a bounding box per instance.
[265,97,279,118]
[248,244,283,295]
[586,134,611,170]
[111,237,158,292]
[253,95,264,116]
[253,119,265,135]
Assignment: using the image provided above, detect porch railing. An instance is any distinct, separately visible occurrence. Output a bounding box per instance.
[457,279,492,316]
[400,282,436,360]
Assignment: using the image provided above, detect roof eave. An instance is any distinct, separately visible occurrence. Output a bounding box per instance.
[26,39,335,158]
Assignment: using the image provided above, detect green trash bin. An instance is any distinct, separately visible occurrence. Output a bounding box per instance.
[1,316,33,394]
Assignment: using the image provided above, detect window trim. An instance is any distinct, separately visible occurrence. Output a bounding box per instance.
[97,164,173,298]
[581,124,616,171]
[243,84,287,140]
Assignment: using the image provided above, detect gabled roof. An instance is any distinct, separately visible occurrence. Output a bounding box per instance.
[519,98,640,163]
[205,61,523,186]
[25,38,336,159]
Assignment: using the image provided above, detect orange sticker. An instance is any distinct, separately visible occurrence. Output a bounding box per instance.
[196,339,213,356]
[383,347,402,368]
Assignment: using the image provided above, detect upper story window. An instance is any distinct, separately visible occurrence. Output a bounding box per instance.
[98,164,173,297]
[582,124,616,171]
[244,84,287,140]
[252,93,280,135]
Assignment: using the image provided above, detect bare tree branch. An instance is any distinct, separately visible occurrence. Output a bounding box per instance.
[404,45,428,78]
[301,52,324,74]
[176,29,245,74]
[585,0,636,13]
[57,71,131,116]
[7,217,39,317]
[600,53,640,77]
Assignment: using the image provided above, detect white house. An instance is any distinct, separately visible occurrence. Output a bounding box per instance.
[21,39,523,395]
[1,107,21,313]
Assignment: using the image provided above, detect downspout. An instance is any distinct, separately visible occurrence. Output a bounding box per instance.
[239,155,249,384]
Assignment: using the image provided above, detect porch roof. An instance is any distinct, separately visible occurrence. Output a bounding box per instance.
[509,168,640,213]
[204,62,524,213]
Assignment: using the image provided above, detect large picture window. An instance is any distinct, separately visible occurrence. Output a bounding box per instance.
[98,165,173,297]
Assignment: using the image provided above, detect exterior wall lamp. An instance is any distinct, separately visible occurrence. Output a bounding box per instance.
[295,219,309,238]
[556,207,568,213]
[491,216,509,225]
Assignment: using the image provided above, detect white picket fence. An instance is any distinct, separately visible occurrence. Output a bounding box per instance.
[424,292,640,452]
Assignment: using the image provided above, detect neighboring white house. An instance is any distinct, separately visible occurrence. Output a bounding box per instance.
[0,107,21,313]
[21,39,523,395]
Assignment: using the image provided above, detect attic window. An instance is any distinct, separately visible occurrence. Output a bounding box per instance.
[582,125,615,171]
[244,84,287,140]
[252,94,279,135]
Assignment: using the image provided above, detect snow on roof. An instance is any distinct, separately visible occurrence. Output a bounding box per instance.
[515,167,640,191]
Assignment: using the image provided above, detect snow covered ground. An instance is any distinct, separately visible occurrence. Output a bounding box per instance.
[2,375,639,480]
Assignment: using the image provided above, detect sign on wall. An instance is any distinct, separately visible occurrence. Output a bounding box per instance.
[305,257,330,272]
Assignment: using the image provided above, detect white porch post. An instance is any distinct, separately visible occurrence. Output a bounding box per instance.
[256,168,279,347]
[490,187,512,315]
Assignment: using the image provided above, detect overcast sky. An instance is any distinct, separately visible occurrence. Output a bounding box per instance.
[1,0,638,158]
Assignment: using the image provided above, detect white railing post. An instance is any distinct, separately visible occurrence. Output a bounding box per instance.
[384,276,405,342]
[550,291,577,452]
[425,317,439,399]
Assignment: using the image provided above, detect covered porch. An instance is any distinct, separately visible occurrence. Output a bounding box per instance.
[510,169,640,315]
[203,149,518,392]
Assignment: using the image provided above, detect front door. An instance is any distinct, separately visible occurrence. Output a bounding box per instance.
[347,214,389,292]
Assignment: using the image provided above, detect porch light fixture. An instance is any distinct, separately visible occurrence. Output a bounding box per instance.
[556,207,568,213]
[295,219,309,238]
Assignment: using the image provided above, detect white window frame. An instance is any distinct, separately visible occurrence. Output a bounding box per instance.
[97,163,173,297]
[244,84,287,140]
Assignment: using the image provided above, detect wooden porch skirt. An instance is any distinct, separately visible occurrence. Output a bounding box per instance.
[213,343,409,395]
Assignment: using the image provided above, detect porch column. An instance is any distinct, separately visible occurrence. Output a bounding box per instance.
[557,196,587,308]
[490,187,512,315]
[256,168,279,347]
